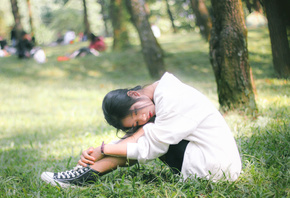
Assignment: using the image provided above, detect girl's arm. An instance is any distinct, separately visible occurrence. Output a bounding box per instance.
[78,127,144,167]
[103,127,144,156]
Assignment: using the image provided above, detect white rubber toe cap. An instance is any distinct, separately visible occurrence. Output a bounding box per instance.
[41,172,71,188]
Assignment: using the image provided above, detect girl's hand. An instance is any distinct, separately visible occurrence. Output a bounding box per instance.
[78,146,104,167]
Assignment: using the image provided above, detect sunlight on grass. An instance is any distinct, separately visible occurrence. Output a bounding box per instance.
[38,67,68,77]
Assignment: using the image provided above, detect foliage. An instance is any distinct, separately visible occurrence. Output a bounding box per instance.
[0,27,289,197]
[49,8,83,34]
[149,0,196,32]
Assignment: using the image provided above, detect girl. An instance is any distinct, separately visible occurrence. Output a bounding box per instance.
[41,72,242,188]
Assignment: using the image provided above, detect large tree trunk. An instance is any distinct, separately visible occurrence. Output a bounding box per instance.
[262,0,290,79]
[110,0,130,50]
[82,0,91,37]
[165,0,177,33]
[125,0,166,79]
[209,0,257,113]
[190,0,212,41]
[10,0,23,42]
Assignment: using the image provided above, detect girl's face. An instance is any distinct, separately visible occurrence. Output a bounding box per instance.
[121,97,155,129]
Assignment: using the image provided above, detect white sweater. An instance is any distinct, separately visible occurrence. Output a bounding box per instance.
[127,72,241,181]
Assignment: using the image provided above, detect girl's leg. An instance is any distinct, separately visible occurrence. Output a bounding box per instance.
[91,156,137,175]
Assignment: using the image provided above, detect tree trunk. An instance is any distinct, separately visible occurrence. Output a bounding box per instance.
[252,0,262,13]
[110,0,130,50]
[10,0,23,41]
[165,0,177,33]
[26,0,34,37]
[262,0,290,79]
[125,0,166,79]
[190,0,212,41]
[82,0,91,37]
[98,0,110,37]
[244,0,263,13]
[209,0,257,113]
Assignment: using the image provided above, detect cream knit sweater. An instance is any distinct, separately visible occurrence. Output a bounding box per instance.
[127,72,241,181]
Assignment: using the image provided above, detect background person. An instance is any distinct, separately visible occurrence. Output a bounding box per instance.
[57,33,106,61]
[16,31,35,59]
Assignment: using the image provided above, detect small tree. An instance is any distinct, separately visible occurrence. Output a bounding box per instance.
[82,0,91,37]
[165,0,177,33]
[110,0,131,50]
[209,0,257,113]
[126,0,166,79]
[26,0,34,38]
[98,0,110,37]
[190,0,212,41]
[10,0,24,42]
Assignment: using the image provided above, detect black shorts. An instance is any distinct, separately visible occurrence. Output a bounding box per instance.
[159,140,189,174]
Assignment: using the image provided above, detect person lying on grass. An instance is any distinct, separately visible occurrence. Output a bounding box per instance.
[41,72,242,188]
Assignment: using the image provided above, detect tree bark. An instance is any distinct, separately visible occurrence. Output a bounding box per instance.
[190,0,212,41]
[209,0,257,113]
[10,0,23,41]
[82,0,91,36]
[262,0,290,79]
[125,0,166,79]
[110,0,130,50]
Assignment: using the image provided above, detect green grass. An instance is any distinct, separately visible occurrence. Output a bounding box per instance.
[0,27,289,197]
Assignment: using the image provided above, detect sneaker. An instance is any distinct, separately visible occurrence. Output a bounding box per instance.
[41,165,100,188]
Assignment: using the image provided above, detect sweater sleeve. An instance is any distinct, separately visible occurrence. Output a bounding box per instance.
[127,133,169,164]
[127,112,198,163]
[127,72,215,163]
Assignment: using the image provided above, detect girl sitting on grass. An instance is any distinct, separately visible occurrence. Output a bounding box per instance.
[41,72,242,188]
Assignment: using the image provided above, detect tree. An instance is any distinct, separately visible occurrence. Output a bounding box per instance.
[209,0,257,113]
[190,0,212,41]
[262,0,290,79]
[26,0,34,37]
[126,0,166,79]
[10,0,24,41]
[82,0,91,37]
[165,0,177,33]
[244,0,263,13]
[110,0,131,50]
[98,0,110,37]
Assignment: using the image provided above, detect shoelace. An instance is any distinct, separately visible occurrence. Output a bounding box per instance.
[56,165,89,179]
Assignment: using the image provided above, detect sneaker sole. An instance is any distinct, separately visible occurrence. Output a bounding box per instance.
[41,172,74,188]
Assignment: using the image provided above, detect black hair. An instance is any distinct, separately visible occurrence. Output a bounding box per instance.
[90,33,100,42]
[102,86,142,133]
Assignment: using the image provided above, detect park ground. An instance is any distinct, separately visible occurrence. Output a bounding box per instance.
[0,27,289,197]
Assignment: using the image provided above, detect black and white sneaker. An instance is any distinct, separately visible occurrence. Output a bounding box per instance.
[41,165,100,188]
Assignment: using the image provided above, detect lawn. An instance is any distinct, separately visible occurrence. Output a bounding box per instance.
[0,27,289,197]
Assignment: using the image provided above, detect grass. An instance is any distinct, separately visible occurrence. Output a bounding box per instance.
[0,27,289,197]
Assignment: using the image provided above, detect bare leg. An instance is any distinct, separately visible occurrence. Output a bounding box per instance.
[79,130,144,175]
[91,156,137,175]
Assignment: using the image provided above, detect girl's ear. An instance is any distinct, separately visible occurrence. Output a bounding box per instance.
[127,91,141,98]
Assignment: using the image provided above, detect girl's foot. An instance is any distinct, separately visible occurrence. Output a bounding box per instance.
[41,165,100,188]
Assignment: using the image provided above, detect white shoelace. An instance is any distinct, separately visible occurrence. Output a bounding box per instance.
[56,165,89,179]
